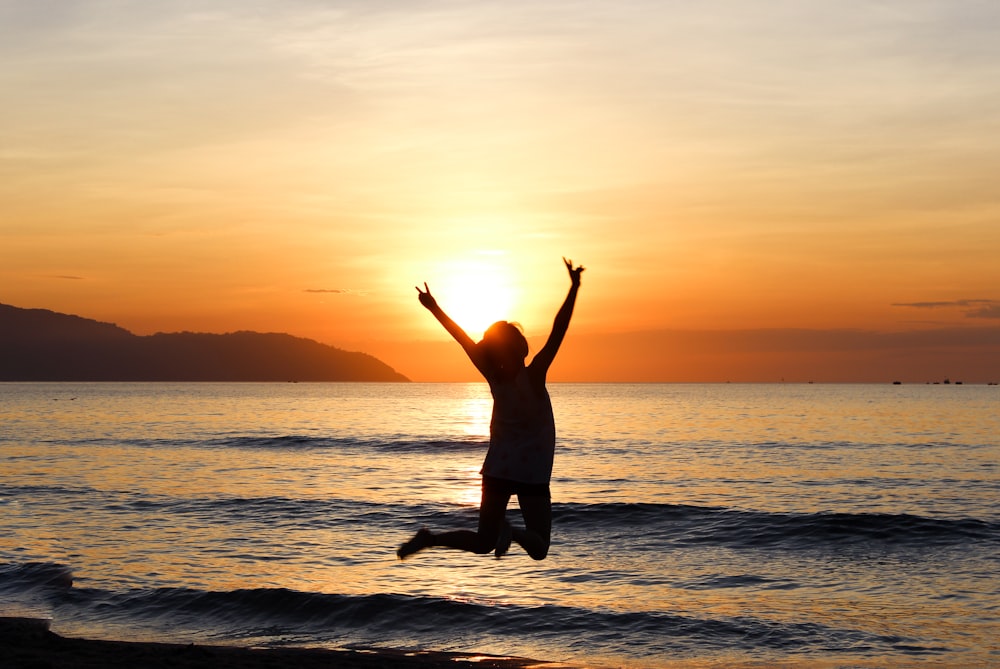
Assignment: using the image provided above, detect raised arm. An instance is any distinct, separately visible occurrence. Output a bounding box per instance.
[416,283,490,375]
[532,258,584,374]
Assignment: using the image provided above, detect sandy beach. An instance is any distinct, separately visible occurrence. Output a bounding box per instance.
[0,618,565,669]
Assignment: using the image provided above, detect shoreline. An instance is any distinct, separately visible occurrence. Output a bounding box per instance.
[0,617,571,669]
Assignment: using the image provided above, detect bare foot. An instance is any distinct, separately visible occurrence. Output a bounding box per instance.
[397,528,434,559]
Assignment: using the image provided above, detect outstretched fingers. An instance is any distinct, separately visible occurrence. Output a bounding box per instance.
[416,282,438,309]
[563,257,585,284]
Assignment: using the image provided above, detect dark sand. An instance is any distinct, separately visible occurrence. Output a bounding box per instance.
[0,617,571,669]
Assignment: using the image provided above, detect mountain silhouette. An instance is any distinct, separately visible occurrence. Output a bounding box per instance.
[0,303,408,382]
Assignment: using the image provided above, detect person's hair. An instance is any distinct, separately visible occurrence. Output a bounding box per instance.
[480,321,529,362]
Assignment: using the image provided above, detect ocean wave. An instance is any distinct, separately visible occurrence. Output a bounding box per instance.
[104,494,403,530]
[0,561,74,590]
[32,434,489,453]
[1,483,104,499]
[201,434,489,452]
[552,502,1000,549]
[0,573,931,659]
[6,478,996,552]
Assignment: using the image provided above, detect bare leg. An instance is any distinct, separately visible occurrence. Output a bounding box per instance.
[512,493,551,560]
[397,487,510,559]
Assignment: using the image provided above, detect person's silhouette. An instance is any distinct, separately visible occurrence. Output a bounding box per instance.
[398,258,584,560]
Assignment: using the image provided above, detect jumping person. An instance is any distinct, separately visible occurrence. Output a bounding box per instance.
[397,258,584,561]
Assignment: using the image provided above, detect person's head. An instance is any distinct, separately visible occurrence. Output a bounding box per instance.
[479,321,528,370]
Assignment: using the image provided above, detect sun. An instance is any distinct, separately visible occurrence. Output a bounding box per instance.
[434,256,516,340]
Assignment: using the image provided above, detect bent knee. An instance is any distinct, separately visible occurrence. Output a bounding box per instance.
[527,545,549,561]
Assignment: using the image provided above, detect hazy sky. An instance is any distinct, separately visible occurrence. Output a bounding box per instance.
[3,1,999,381]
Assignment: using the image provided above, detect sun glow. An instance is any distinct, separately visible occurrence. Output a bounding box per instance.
[433,256,517,340]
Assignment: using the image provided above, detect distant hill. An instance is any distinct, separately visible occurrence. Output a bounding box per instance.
[0,303,409,382]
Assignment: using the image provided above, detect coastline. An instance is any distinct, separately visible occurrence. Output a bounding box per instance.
[0,617,567,669]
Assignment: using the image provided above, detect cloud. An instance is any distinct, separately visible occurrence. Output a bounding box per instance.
[305,288,367,296]
[966,303,1000,319]
[892,299,1000,319]
[49,275,84,280]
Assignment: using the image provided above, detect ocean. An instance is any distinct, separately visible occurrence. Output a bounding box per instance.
[1,382,997,668]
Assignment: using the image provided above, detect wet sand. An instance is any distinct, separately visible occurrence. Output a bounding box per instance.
[0,617,566,669]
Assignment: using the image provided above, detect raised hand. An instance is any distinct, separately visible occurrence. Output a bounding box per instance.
[563,257,585,287]
[415,282,438,310]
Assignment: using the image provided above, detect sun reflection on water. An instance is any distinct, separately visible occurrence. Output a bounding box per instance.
[460,396,491,437]
[454,466,483,507]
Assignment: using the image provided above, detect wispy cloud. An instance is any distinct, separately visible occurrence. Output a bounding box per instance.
[305,288,367,296]
[967,303,1000,319]
[893,299,1000,319]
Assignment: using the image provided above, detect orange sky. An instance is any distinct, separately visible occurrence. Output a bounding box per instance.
[2,2,999,382]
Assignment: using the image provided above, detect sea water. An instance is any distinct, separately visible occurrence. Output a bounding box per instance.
[1,382,997,668]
